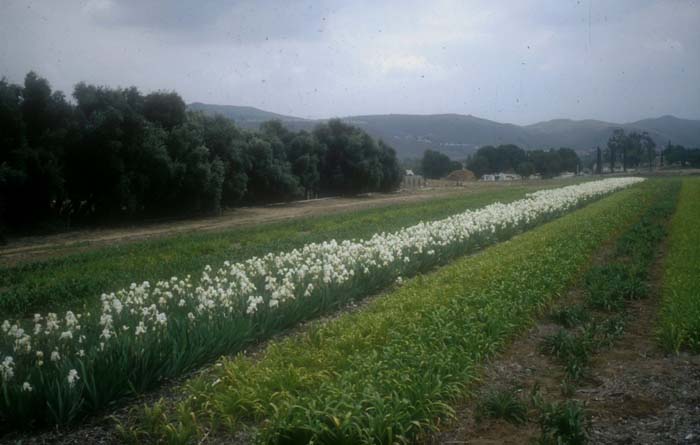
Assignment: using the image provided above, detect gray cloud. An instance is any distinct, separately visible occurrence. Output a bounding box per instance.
[1,0,698,124]
[87,0,332,44]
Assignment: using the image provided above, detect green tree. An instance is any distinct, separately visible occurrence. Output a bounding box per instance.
[143,91,187,130]
[166,121,224,213]
[421,149,453,179]
[606,129,626,172]
[556,148,579,173]
[286,131,323,198]
[638,132,656,171]
[315,119,385,194]
[243,135,300,203]
[474,145,527,173]
[378,140,403,192]
[467,154,490,178]
[69,82,155,217]
[525,148,579,178]
[516,161,535,177]
[0,73,72,228]
[626,131,646,170]
[1,71,404,233]
[663,143,686,165]
[196,113,249,206]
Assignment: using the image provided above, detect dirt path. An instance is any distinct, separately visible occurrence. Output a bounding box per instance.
[1,185,502,265]
[582,296,700,443]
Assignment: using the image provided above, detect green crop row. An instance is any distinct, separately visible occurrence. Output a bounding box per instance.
[122,182,654,444]
[659,177,700,353]
[543,178,679,384]
[0,184,558,318]
[1,180,621,431]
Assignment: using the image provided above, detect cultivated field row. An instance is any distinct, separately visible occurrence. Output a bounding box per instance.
[434,178,692,444]
[0,178,640,430]
[118,179,658,443]
[659,178,700,352]
[1,182,575,317]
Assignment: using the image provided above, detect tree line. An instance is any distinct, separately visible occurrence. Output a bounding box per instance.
[593,128,700,173]
[464,145,580,178]
[598,129,657,172]
[597,129,700,172]
[420,149,463,179]
[418,145,581,180]
[662,143,700,167]
[0,72,402,233]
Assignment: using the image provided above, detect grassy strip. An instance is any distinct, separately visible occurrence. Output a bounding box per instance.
[122,183,654,444]
[0,185,555,318]
[659,177,700,352]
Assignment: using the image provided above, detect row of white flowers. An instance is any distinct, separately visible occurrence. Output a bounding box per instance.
[0,178,643,402]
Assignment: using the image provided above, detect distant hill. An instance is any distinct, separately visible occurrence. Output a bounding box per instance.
[188,102,310,127]
[340,114,532,160]
[188,103,700,160]
[628,115,700,148]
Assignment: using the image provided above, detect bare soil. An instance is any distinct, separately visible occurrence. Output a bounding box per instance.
[583,298,700,444]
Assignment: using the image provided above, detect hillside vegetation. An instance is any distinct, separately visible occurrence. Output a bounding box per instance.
[190,103,700,159]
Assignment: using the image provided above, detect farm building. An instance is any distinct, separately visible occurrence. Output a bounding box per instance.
[402,174,425,189]
[481,172,522,181]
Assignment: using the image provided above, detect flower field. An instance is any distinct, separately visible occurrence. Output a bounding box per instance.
[121,179,655,444]
[1,184,542,318]
[0,178,642,429]
[659,177,700,352]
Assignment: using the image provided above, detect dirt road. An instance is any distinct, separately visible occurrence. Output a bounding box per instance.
[0,183,530,265]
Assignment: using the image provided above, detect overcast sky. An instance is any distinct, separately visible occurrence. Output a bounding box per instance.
[1,0,698,125]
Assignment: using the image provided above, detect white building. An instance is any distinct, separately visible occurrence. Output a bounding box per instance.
[481,172,522,181]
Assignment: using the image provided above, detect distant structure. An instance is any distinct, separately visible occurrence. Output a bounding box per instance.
[602,166,624,173]
[481,172,522,181]
[402,173,425,189]
[445,169,476,184]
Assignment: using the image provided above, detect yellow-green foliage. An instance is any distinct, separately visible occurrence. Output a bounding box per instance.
[130,183,655,444]
[659,177,700,352]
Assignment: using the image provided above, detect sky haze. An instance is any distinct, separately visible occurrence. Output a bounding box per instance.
[1,0,698,125]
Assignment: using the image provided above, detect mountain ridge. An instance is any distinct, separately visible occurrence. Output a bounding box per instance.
[188,103,700,159]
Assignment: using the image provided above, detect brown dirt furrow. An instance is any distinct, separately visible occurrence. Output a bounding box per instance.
[580,237,700,444]
[430,220,700,444]
[581,296,700,444]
